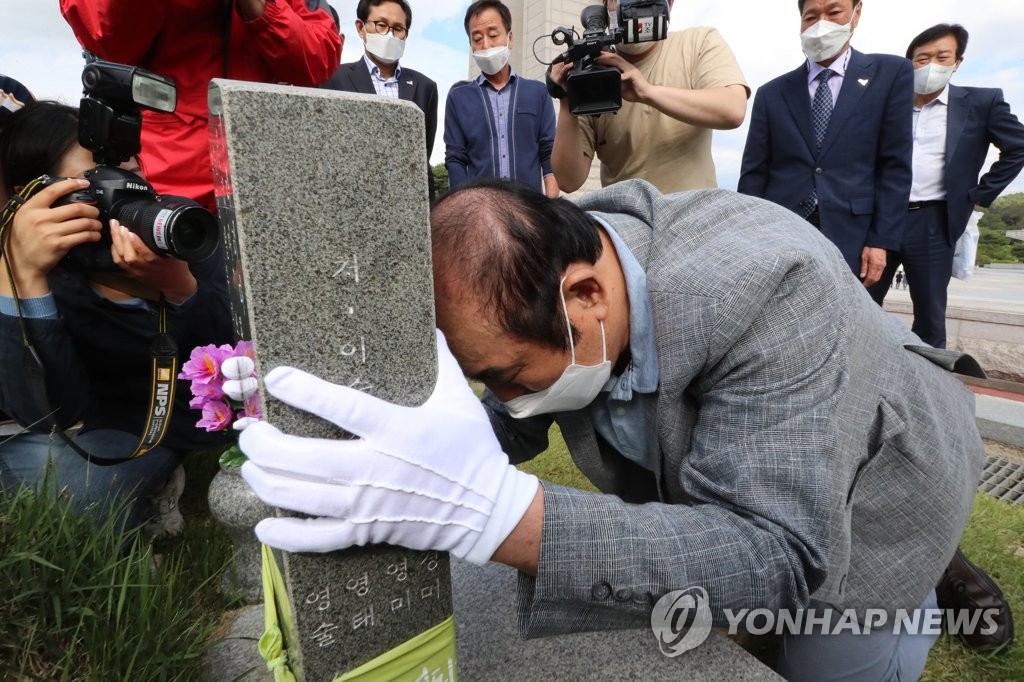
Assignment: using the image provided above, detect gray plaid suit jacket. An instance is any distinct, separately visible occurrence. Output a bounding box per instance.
[485,180,985,637]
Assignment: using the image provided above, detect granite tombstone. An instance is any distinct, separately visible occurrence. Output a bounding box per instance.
[208,79,453,681]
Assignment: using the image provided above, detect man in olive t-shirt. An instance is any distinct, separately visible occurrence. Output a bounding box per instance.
[549,0,748,194]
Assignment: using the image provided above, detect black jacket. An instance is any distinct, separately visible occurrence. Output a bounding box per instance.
[0,253,233,452]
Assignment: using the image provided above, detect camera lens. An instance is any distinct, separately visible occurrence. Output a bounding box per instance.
[112,198,220,262]
[172,215,208,254]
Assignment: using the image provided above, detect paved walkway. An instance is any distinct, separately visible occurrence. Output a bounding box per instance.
[884,266,1024,314]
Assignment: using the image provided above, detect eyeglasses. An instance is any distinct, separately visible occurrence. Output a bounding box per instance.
[364,19,408,40]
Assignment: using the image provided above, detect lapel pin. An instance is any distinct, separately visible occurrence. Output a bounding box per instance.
[405,80,414,85]
[857,78,869,87]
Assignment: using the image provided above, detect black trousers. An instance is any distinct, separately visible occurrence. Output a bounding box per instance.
[868,202,953,348]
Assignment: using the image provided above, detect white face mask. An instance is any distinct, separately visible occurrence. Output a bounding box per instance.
[473,44,510,76]
[914,63,955,95]
[800,19,852,63]
[364,30,405,65]
[502,283,612,419]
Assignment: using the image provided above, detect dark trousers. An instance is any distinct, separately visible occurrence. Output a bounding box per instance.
[868,202,953,348]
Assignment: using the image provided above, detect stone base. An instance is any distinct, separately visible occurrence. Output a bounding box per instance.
[883,300,1024,382]
[208,466,272,604]
[208,562,780,681]
[976,394,1024,448]
[208,606,273,682]
[451,561,779,681]
[953,338,1024,383]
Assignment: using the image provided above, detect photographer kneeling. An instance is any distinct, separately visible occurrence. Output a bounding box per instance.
[0,101,232,532]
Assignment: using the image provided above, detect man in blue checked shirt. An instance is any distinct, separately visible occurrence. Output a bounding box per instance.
[444,0,559,197]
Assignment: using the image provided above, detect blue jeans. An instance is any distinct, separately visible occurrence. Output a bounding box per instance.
[777,590,940,681]
[0,429,181,530]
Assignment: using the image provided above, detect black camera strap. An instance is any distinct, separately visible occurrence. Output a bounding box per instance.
[0,175,43,228]
[1,177,179,465]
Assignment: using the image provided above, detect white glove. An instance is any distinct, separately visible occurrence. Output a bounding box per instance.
[239,329,539,564]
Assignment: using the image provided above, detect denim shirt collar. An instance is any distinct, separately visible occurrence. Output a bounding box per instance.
[590,215,659,400]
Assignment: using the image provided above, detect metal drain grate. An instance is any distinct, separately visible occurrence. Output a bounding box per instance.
[978,456,1024,505]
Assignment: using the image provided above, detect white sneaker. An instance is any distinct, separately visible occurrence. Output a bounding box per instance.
[143,464,186,539]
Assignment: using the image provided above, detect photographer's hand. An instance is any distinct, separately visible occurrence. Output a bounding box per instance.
[2,179,102,298]
[109,219,198,304]
[596,50,747,130]
[548,60,573,92]
[595,51,650,104]
[239,329,541,565]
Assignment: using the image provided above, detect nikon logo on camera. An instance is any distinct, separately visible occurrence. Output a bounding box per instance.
[125,181,149,192]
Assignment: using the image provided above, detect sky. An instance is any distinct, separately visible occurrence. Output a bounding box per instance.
[2,0,1022,195]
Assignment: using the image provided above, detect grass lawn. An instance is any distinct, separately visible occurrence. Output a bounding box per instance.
[921,493,1024,681]
[0,449,238,680]
[520,423,1024,681]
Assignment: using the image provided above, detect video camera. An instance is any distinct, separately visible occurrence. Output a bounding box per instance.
[546,0,670,117]
[46,58,219,271]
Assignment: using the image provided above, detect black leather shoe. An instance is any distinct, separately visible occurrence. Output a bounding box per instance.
[936,547,1015,653]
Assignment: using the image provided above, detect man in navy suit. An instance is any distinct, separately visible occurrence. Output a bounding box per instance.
[869,24,1024,348]
[321,0,439,198]
[876,26,1021,655]
[738,0,913,290]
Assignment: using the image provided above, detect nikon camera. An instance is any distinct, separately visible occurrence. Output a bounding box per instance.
[546,0,670,117]
[46,58,219,271]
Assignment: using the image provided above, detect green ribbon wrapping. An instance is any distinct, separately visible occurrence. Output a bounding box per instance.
[260,543,298,681]
[335,615,457,682]
[259,544,458,682]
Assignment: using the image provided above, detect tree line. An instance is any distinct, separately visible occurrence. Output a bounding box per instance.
[978,193,1024,266]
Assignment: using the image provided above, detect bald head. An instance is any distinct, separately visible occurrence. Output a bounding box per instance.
[429,184,519,303]
[430,181,603,351]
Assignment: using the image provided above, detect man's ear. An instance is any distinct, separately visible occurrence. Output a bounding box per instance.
[850,1,863,30]
[561,264,609,318]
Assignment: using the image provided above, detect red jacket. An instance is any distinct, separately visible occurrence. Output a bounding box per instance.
[61,0,341,210]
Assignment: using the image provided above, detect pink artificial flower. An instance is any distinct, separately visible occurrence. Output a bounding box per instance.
[179,343,232,384]
[234,340,255,361]
[241,392,263,420]
[184,339,260,439]
[188,380,225,410]
[196,399,233,432]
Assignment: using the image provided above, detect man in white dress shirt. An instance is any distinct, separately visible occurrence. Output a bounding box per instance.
[868,23,1024,349]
